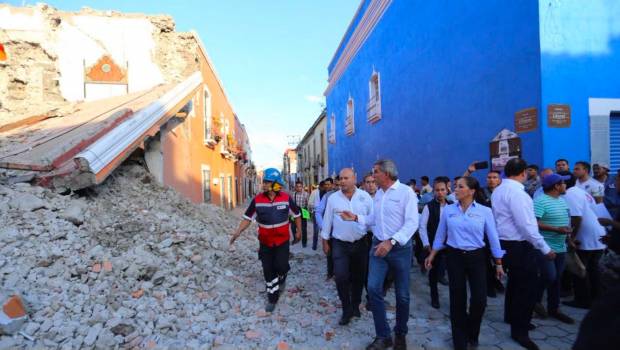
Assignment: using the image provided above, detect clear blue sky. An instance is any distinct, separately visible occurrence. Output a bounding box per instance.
[10,0,360,169]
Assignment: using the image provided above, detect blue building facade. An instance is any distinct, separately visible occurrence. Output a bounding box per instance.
[325,0,620,181]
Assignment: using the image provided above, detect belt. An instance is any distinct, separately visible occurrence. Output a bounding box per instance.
[333,237,365,244]
[446,245,485,254]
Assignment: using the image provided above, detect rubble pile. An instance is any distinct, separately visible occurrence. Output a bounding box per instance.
[0,164,269,348]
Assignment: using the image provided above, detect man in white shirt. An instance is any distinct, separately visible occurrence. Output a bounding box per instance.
[321,168,373,326]
[561,172,607,309]
[574,161,604,204]
[341,159,419,350]
[491,158,555,350]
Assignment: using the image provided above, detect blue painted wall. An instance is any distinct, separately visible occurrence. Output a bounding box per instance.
[326,0,543,182]
[538,0,620,168]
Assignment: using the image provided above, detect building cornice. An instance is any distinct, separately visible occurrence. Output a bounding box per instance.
[324,0,392,96]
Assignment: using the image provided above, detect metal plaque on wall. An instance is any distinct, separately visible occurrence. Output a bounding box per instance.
[547,104,571,128]
[514,107,538,133]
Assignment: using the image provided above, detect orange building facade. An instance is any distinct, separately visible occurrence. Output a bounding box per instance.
[161,35,253,209]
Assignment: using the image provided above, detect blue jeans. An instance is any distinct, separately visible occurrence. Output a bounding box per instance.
[536,252,566,312]
[367,238,412,339]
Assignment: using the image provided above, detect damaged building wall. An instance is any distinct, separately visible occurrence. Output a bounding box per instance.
[0,3,200,125]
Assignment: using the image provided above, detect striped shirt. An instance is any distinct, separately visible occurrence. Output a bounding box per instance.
[533,194,570,253]
[292,190,309,209]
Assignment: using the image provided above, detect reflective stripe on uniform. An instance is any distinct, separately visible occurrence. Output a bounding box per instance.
[258,220,289,229]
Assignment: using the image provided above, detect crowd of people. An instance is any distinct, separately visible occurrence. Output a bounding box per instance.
[230,158,620,350]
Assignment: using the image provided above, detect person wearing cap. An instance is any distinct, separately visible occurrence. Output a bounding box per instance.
[229,168,302,312]
[532,173,575,324]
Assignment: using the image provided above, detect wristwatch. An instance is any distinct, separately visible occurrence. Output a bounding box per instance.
[389,238,397,246]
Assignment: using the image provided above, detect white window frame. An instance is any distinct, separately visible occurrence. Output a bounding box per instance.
[203,85,214,145]
[367,71,382,124]
[329,113,336,144]
[346,97,355,135]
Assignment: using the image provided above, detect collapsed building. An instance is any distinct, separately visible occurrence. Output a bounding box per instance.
[0,3,257,209]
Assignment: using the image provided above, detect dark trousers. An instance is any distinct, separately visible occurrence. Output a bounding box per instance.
[368,238,412,339]
[574,249,604,306]
[446,247,487,350]
[413,232,427,267]
[291,218,308,247]
[332,238,369,317]
[258,241,290,303]
[501,240,540,337]
[327,238,334,277]
[312,218,319,250]
[429,250,446,303]
[536,252,566,312]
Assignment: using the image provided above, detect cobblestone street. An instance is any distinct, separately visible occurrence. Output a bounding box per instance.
[230,218,587,350]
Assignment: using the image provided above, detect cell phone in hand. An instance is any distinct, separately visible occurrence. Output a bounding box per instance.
[474,161,489,170]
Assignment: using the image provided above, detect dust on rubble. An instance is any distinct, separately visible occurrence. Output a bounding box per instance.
[0,163,265,348]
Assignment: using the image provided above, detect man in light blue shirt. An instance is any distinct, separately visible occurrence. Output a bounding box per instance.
[341,159,419,350]
[321,168,373,326]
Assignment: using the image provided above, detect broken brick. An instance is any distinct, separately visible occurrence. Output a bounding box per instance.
[245,330,260,339]
[131,289,144,298]
[277,340,290,350]
[103,260,112,272]
[92,263,101,273]
[325,330,335,341]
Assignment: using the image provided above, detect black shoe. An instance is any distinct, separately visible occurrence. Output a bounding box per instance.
[366,337,393,350]
[338,315,351,326]
[511,335,540,350]
[394,334,407,350]
[431,299,440,309]
[438,276,448,285]
[265,302,276,313]
[549,310,575,324]
[352,307,361,318]
[528,323,536,331]
[562,300,590,309]
[365,302,372,311]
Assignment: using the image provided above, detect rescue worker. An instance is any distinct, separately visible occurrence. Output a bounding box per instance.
[230,168,302,312]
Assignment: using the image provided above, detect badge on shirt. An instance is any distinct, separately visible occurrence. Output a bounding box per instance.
[277,205,286,210]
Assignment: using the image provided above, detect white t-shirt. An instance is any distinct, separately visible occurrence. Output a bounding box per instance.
[563,187,607,250]
[576,177,604,198]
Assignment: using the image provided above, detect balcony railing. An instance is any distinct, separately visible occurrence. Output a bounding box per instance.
[367,99,381,124]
